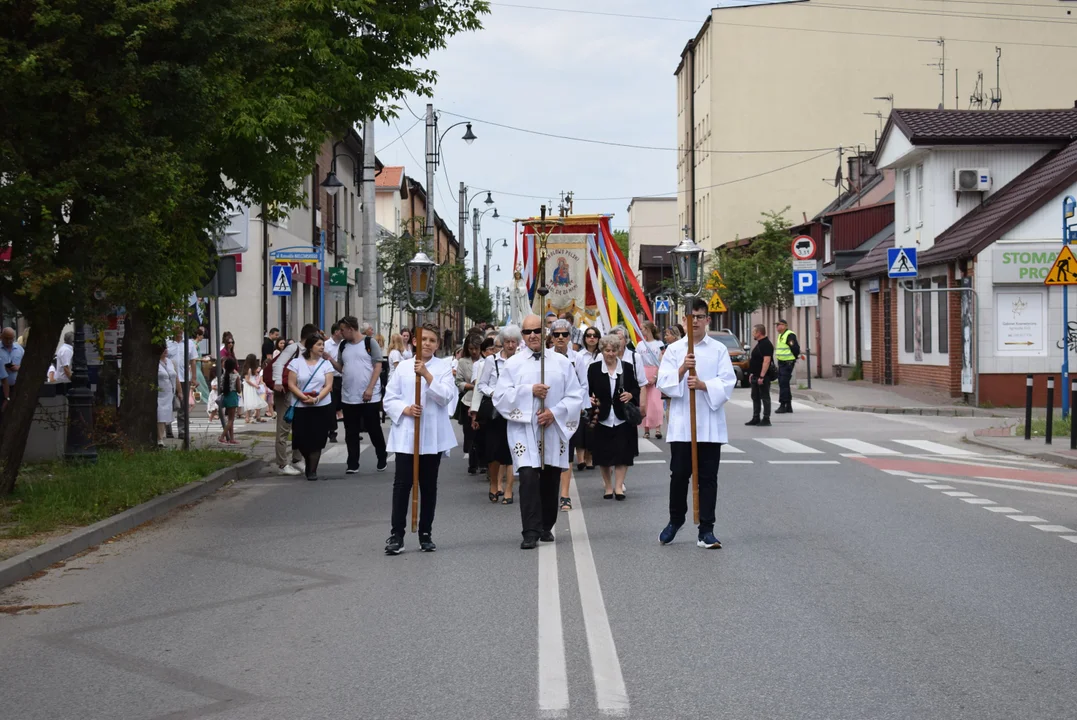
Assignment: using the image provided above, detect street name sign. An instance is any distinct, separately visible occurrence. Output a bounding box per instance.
[887,247,918,278]
[792,259,816,271]
[271,264,292,296]
[1044,245,1077,286]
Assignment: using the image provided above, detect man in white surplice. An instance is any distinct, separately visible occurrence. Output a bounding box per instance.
[381,323,458,555]
[656,297,737,550]
[494,314,584,549]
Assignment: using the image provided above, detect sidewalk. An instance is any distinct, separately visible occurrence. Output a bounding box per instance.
[966,424,1077,470]
[788,377,1022,418]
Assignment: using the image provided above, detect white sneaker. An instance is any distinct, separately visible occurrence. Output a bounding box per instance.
[277,464,301,476]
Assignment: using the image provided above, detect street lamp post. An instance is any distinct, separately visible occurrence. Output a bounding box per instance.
[473,207,499,287]
[670,229,705,525]
[461,188,495,282]
[424,103,476,270]
[404,243,439,534]
[65,306,97,461]
[320,139,364,327]
[484,237,508,292]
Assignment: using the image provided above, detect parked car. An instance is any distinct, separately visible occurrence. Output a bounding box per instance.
[709,331,750,387]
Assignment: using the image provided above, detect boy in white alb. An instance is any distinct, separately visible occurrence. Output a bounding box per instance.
[381,323,457,554]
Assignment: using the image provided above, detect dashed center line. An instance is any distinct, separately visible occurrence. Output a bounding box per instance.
[1031,525,1076,533]
[1007,515,1049,523]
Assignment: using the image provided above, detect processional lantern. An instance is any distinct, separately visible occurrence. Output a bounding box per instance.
[406,249,438,312]
[671,231,706,299]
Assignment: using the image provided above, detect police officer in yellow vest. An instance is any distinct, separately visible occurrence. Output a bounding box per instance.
[774,319,799,414]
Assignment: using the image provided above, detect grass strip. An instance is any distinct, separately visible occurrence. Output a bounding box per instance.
[1017,416,1073,441]
[0,450,244,539]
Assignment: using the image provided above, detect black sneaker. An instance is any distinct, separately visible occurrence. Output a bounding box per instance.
[419,534,436,552]
[467,467,477,475]
[745,418,760,426]
[377,456,388,472]
[345,466,359,475]
[774,405,790,415]
[539,530,555,543]
[328,434,338,443]
[758,418,772,427]
[385,536,404,555]
[520,537,538,550]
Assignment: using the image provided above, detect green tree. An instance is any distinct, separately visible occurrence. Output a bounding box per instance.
[713,208,793,315]
[613,229,630,259]
[0,0,488,492]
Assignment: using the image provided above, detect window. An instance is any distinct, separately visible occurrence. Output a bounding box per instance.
[915,164,924,226]
[904,285,914,352]
[903,169,911,231]
[936,277,948,353]
[918,279,932,354]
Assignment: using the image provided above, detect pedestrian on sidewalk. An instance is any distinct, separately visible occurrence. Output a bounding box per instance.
[324,322,343,443]
[587,333,640,501]
[455,338,482,474]
[270,323,318,476]
[475,326,519,503]
[656,298,737,549]
[494,314,584,550]
[386,334,406,377]
[400,328,413,361]
[382,323,457,555]
[637,321,664,440]
[286,335,334,481]
[241,354,268,423]
[335,316,388,475]
[745,324,774,427]
[217,357,241,445]
[573,326,602,471]
[774,319,800,415]
[156,345,180,448]
[261,328,279,362]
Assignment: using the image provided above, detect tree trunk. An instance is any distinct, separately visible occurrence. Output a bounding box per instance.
[118,308,158,450]
[0,313,67,495]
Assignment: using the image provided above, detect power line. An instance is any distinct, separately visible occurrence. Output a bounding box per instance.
[489,2,1077,50]
[376,117,421,153]
[807,2,1077,27]
[438,110,839,155]
[401,97,425,121]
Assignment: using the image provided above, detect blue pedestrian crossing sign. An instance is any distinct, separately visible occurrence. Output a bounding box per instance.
[887,247,918,278]
[655,298,671,314]
[272,264,292,296]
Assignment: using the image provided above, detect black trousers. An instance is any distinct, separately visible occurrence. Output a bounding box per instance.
[342,402,386,470]
[777,360,795,406]
[391,453,441,537]
[751,379,772,419]
[669,442,721,535]
[461,420,478,470]
[329,376,342,438]
[518,465,561,540]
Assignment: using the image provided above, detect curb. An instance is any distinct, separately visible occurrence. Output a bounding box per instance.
[964,431,1077,470]
[0,458,263,590]
[788,389,1011,418]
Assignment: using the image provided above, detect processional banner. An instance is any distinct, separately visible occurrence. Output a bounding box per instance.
[529,234,591,315]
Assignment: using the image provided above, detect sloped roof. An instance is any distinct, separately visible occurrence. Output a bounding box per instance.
[844,231,895,280]
[375,166,405,190]
[920,139,1077,265]
[886,108,1077,147]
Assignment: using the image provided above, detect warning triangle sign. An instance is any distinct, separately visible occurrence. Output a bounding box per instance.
[1044,245,1077,286]
[273,267,291,294]
[708,292,727,313]
[888,248,916,276]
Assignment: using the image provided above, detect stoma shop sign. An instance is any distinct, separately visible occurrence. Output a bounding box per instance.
[993,243,1069,283]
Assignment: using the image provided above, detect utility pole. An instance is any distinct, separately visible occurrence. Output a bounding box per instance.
[472,207,480,283]
[459,182,472,279]
[425,103,436,249]
[362,119,378,333]
[484,237,492,292]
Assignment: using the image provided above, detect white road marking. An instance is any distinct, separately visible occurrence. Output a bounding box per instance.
[1060,536,1077,544]
[537,539,568,717]
[985,507,1022,513]
[755,438,823,454]
[907,478,936,483]
[873,414,964,433]
[633,460,669,466]
[637,438,662,453]
[321,445,347,465]
[893,440,978,456]
[768,460,841,465]
[721,459,755,464]
[1007,515,1048,523]
[883,470,1077,500]
[962,498,996,505]
[723,444,744,454]
[924,484,955,490]
[942,491,976,497]
[567,478,629,716]
[823,439,900,455]
[1032,525,1075,533]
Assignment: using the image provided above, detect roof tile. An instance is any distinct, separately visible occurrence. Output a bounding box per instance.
[893,108,1077,145]
[375,166,405,190]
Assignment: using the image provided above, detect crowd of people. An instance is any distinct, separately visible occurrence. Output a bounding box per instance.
[158,302,798,554]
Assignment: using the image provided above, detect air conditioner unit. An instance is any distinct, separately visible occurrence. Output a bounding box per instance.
[954,168,992,192]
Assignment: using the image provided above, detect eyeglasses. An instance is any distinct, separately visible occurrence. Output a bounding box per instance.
[521,328,541,336]
[691,314,708,321]
[551,331,570,338]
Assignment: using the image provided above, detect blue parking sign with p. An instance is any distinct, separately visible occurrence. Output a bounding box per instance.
[792,269,818,295]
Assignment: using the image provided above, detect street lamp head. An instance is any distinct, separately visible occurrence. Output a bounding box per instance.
[670,233,705,299]
[406,250,439,312]
[463,123,477,145]
[484,191,494,205]
[492,208,500,219]
[501,239,508,247]
[321,171,344,197]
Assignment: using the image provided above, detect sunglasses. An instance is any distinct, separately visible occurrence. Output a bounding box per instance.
[551,331,570,338]
[521,328,542,336]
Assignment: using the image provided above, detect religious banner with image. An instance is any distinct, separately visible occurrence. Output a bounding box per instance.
[532,234,591,314]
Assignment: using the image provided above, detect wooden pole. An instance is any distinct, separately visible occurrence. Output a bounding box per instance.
[537,205,548,470]
[686,306,700,525]
[412,355,421,533]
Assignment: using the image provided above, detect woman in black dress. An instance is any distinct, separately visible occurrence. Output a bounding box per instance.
[475,325,521,504]
[587,333,640,500]
[573,326,601,471]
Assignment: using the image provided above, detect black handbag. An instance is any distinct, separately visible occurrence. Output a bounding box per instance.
[615,374,642,427]
[476,359,499,423]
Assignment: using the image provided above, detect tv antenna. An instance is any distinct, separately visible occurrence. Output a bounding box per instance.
[990,47,1003,110]
[969,71,986,110]
[920,37,945,109]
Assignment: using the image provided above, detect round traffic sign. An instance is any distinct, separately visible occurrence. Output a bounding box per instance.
[791,235,817,261]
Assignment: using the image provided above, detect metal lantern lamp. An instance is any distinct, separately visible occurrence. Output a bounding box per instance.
[405,249,438,313]
[320,171,344,197]
[462,123,477,145]
[670,233,705,299]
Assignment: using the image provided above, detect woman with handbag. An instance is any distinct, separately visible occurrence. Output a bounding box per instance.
[286,335,335,481]
[573,326,601,471]
[474,325,520,504]
[455,338,482,474]
[587,333,640,501]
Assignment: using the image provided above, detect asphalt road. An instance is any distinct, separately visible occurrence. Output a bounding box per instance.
[3,393,1077,720]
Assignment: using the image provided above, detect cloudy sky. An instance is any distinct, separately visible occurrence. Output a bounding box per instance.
[374,0,729,292]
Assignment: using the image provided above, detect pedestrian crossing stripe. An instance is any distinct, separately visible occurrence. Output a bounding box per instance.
[1043,245,1077,286]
